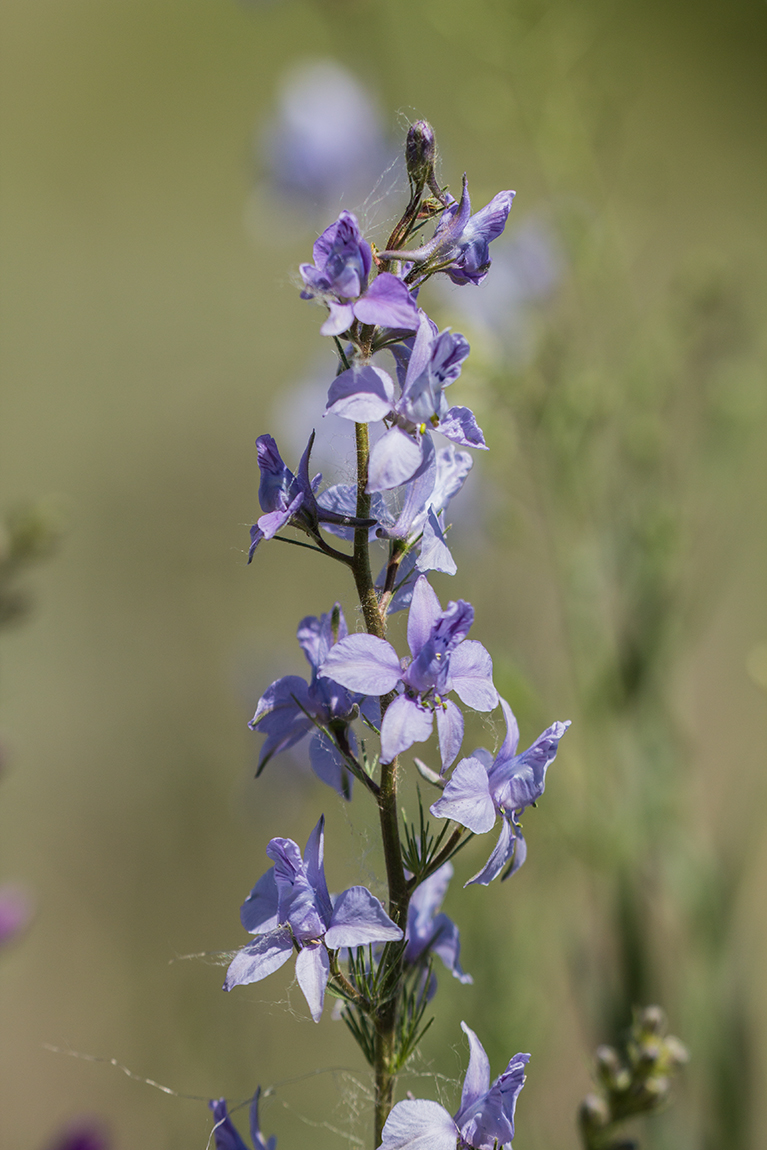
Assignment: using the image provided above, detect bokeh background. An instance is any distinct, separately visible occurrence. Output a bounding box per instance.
[1,0,765,1147]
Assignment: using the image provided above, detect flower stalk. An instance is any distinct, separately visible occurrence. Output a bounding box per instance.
[212,116,686,1150]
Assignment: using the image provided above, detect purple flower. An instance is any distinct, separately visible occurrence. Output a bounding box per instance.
[431,699,570,885]
[248,432,374,561]
[405,862,472,995]
[318,575,498,770]
[377,438,473,583]
[373,315,486,491]
[300,212,419,337]
[379,177,515,288]
[224,817,402,1021]
[319,438,473,583]
[376,1022,529,1150]
[249,603,375,797]
[0,883,33,948]
[324,312,485,492]
[209,1089,275,1150]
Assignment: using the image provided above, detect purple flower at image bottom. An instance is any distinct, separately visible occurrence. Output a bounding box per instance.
[431,698,570,884]
[44,1122,110,1150]
[376,1021,529,1150]
[224,817,402,1021]
[209,1089,276,1150]
[319,575,498,769]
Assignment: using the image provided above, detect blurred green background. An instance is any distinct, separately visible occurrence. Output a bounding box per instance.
[1,0,765,1147]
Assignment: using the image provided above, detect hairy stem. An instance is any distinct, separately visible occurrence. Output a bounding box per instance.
[352,422,384,637]
[351,419,410,1146]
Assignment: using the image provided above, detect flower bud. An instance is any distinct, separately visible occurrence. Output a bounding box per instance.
[635,1038,663,1068]
[405,120,436,189]
[637,1005,666,1035]
[579,1093,610,1129]
[595,1044,622,1080]
[663,1035,690,1067]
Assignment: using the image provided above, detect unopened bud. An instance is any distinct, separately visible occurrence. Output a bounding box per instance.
[331,602,342,644]
[596,1045,622,1077]
[635,1038,663,1068]
[642,1074,670,1107]
[663,1035,689,1067]
[405,120,436,189]
[579,1094,610,1128]
[637,1005,666,1035]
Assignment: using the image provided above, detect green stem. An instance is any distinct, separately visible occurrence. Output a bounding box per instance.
[352,422,384,637]
[350,419,410,1147]
[329,950,370,1010]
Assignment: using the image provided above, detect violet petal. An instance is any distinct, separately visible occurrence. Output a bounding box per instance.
[406,575,443,658]
[367,427,425,494]
[379,694,434,763]
[458,1021,491,1115]
[430,756,496,834]
[353,273,419,331]
[377,1099,458,1150]
[240,868,280,935]
[295,942,330,1022]
[223,928,294,990]
[325,364,395,423]
[319,633,402,695]
[437,406,487,450]
[436,698,464,771]
[325,886,403,948]
[448,641,499,711]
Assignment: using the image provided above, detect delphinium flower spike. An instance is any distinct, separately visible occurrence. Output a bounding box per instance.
[222,117,577,1150]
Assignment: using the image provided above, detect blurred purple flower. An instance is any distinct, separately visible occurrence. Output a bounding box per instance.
[300,211,419,337]
[209,1089,275,1150]
[0,882,33,949]
[319,575,498,769]
[431,699,570,885]
[224,816,402,1021]
[376,1022,529,1150]
[260,60,391,217]
[45,1122,109,1150]
[439,219,563,363]
[405,862,472,995]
